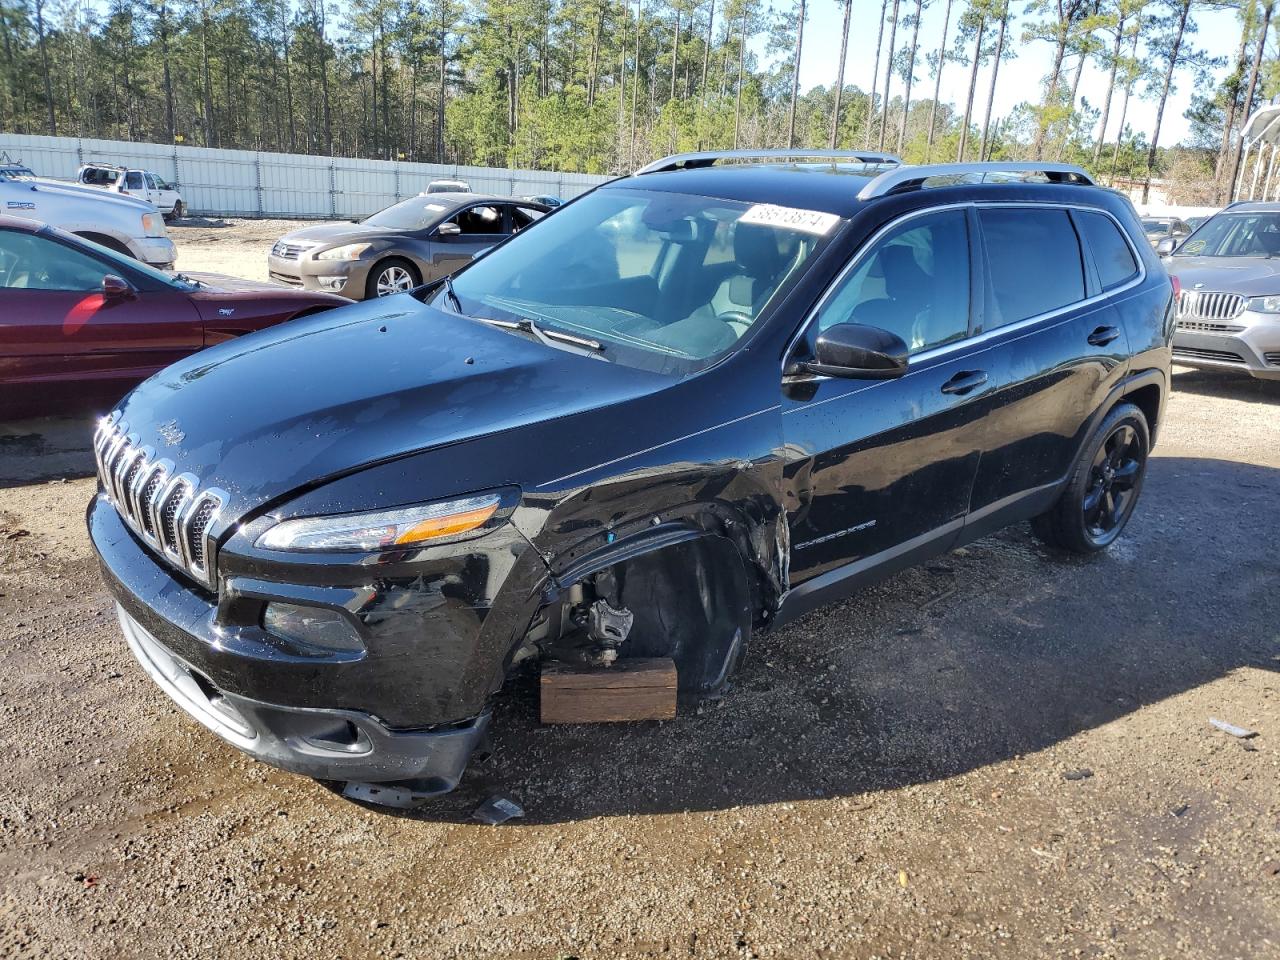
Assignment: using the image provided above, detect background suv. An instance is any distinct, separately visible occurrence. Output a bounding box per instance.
[89,153,1172,803]
[1162,201,1280,380]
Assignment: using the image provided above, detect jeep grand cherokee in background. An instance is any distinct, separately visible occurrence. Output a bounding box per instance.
[88,152,1172,802]
[1162,201,1280,380]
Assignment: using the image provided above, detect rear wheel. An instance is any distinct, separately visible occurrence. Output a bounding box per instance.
[167,201,184,221]
[1032,402,1150,554]
[365,258,420,299]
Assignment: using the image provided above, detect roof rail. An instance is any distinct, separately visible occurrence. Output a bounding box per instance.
[856,162,1095,201]
[635,149,902,176]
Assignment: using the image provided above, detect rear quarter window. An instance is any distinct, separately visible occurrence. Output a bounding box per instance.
[979,207,1085,327]
[1075,211,1139,290]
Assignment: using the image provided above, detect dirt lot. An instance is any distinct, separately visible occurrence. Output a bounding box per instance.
[0,226,1278,958]
[162,217,313,283]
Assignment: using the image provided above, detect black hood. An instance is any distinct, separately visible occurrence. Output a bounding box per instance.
[111,296,671,524]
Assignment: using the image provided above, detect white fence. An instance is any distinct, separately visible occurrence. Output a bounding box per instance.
[0,133,611,219]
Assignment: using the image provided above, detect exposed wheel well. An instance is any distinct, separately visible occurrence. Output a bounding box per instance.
[75,232,134,258]
[531,533,753,695]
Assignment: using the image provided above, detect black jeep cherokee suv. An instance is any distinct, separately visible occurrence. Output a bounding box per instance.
[88,152,1173,798]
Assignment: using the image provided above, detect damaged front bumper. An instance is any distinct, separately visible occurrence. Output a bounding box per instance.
[88,494,544,791]
[116,604,488,790]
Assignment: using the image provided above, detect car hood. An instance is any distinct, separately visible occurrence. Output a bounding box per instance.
[185,272,297,293]
[110,297,671,524]
[25,178,155,212]
[1165,255,1280,295]
[277,222,395,247]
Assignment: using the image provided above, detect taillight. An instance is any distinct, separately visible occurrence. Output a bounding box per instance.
[1170,274,1181,299]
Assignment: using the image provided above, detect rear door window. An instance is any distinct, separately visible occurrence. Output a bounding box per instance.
[1075,211,1139,290]
[512,205,545,232]
[979,207,1085,327]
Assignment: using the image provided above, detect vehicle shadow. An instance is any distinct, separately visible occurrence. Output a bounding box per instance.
[0,415,99,489]
[404,454,1279,824]
[1171,365,1280,403]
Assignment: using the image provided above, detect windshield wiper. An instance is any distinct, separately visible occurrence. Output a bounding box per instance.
[440,275,463,313]
[172,272,202,287]
[472,315,604,353]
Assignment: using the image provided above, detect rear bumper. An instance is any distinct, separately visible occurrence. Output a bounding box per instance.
[1172,317,1280,380]
[117,603,487,790]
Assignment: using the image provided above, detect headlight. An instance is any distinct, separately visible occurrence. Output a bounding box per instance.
[256,494,503,552]
[141,213,166,237]
[314,242,372,261]
[1247,295,1280,313]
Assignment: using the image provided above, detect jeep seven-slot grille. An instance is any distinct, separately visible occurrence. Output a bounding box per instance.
[1176,291,1246,321]
[93,416,225,588]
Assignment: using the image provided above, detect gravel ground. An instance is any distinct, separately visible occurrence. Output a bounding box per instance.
[167,217,327,284]
[0,227,1278,958]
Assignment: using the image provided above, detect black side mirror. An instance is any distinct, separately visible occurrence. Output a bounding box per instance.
[804,322,909,379]
[101,274,135,300]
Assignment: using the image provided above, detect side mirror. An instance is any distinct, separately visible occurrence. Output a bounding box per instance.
[1155,237,1177,256]
[101,274,134,300]
[804,322,909,379]
[435,221,462,238]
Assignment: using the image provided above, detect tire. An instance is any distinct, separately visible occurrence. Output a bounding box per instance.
[365,258,420,299]
[168,201,184,221]
[1031,401,1150,554]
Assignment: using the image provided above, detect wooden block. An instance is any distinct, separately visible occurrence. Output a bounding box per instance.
[540,657,677,724]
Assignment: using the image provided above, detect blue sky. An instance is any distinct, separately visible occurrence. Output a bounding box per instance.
[787,1,1243,147]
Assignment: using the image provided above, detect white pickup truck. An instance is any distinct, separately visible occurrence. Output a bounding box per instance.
[77,164,185,220]
[0,172,177,268]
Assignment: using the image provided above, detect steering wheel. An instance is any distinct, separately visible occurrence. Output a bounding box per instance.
[715,308,754,334]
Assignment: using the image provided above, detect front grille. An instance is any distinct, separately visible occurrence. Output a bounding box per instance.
[1173,347,1246,364]
[1176,320,1245,334]
[1176,291,1246,321]
[1266,352,1280,366]
[94,415,226,588]
[269,271,304,287]
[270,241,313,260]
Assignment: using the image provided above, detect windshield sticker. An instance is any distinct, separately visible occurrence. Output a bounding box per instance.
[1181,239,1206,254]
[740,203,840,236]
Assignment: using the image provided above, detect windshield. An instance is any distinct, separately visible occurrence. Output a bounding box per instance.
[435,188,832,373]
[1142,220,1169,236]
[1174,212,1280,258]
[363,197,452,230]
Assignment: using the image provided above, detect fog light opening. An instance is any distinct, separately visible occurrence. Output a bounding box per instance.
[263,602,366,657]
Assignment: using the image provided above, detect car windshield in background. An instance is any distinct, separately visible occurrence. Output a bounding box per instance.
[362,197,451,230]
[1142,220,1170,236]
[1174,212,1280,258]
[436,188,832,373]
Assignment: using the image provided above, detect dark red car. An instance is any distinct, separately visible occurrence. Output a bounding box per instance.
[0,216,345,418]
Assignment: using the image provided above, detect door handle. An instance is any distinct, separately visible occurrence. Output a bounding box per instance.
[1087,325,1121,347]
[940,370,988,396]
